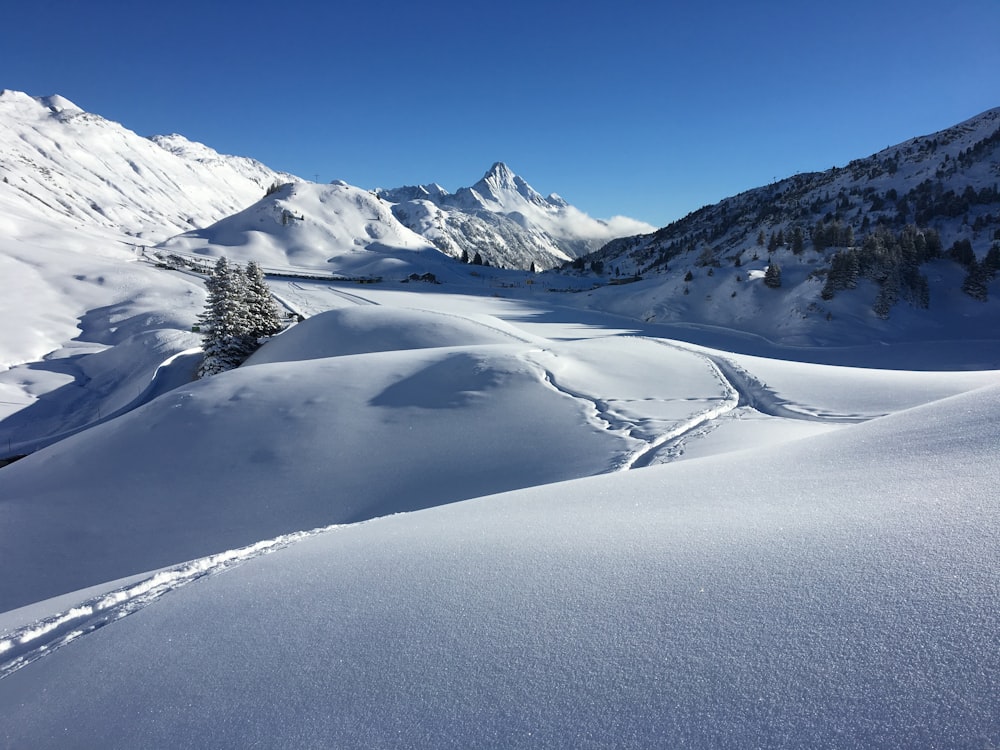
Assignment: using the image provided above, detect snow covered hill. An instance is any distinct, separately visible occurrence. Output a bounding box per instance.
[379,162,655,270]
[157,181,454,278]
[0,90,303,453]
[574,107,1000,345]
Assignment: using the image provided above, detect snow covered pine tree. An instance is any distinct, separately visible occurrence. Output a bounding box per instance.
[198,258,282,377]
[244,260,283,339]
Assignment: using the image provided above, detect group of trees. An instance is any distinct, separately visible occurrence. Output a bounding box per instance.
[198,258,284,377]
[952,237,1000,301]
[459,249,487,266]
[820,226,941,316]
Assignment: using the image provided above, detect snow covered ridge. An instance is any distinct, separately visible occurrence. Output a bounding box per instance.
[576,106,1000,344]
[0,89,297,241]
[157,181,441,272]
[0,89,649,271]
[377,161,656,270]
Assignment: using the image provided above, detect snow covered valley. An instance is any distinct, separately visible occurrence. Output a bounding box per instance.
[2,276,998,748]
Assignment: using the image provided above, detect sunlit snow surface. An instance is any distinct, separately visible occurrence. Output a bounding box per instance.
[0,91,998,746]
[1,280,998,747]
[1,382,998,747]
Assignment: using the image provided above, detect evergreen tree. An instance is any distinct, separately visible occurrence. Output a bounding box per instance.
[949,239,975,266]
[244,261,283,339]
[199,258,251,377]
[983,243,1000,276]
[791,227,805,255]
[961,260,990,301]
[764,262,782,288]
[873,274,900,318]
[197,258,275,378]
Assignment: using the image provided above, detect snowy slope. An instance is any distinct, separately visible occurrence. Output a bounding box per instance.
[0,303,750,610]
[380,162,655,269]
[2,379,997,748]
[2,290,995,611]
[0,213,205,449]
[575,107,1000,344]
[0,89,303,447]
[0,90,998,749]
[157,181,459,278]
[0,90,297,241]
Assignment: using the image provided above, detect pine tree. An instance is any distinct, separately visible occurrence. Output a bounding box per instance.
[198,258,256,377]
[961,260,990,302]
[984,243,1000,276]
[244,261,283,339]
[791,227,805,255]
[764,262,782,288]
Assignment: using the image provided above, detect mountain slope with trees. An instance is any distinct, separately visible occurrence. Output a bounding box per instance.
[573,107,1000,344]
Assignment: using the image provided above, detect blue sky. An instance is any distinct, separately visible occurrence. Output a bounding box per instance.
[5,0,1000,227]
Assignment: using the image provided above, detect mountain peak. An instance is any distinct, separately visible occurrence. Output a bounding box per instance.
[473,161,546,207]
[36,94,81,114]
[485,161,516,183]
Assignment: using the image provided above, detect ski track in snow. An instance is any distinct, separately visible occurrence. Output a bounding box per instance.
[685,346,882,423]
[319,285,379,307]
[624,351,740,470]
[526,345,740,472]
[0,524,344,680]
[628,338,885,465]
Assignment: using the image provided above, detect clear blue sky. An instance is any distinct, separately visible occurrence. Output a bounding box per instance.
[5,0,1000,227]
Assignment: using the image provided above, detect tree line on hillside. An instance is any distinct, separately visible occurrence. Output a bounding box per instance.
[820,226,939,317]
[820,225,1000,314]
[198,258,284,377]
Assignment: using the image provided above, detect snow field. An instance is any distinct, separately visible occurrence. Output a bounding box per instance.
[2,383,997,747]
[0,312,740,611]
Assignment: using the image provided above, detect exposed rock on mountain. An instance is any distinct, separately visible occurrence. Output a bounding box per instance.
[378,162,654,270]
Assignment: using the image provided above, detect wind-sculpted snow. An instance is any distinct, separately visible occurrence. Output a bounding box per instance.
[1,385,997,748]
[0,321,747,611]
[244,305,534,365]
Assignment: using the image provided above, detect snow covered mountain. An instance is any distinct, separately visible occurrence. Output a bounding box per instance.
[576,107,1000,346]
[0,90,998,748]
[378,162,655,269]
[0,89,297,241]
[0,90,302,450]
